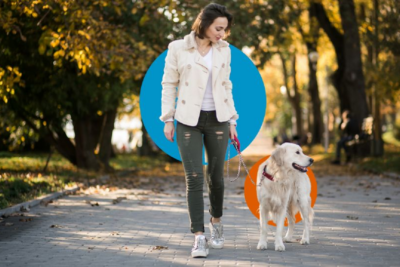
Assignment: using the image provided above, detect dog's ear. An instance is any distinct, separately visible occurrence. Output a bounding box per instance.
[271,146,285,166]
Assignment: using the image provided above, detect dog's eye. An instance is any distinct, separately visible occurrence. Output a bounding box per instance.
[296,151,300,154]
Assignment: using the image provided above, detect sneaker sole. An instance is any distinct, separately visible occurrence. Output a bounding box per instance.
[209,243,224,249]
[191,249,209,258]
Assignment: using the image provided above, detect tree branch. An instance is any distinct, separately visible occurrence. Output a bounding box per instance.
[312,2,343,50]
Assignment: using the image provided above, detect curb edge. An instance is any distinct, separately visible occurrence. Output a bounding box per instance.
[0,186,80,217]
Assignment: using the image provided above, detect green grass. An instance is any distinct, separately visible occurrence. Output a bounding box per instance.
[0,152,171,210]
[0,174,68,209]
[0,152,80,209]
[358,131,400,174]
[109,153,167,171]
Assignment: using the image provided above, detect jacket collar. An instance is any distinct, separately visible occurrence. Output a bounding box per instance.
[183,31,229,50]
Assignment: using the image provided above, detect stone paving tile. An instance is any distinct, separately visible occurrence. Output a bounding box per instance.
[1,174,400,266]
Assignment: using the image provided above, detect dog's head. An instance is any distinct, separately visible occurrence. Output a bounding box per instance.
[271,143,314,173]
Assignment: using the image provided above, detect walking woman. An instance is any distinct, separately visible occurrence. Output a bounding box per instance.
[160,3,238,258]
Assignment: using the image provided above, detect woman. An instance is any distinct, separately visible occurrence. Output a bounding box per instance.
[160,3,238,258]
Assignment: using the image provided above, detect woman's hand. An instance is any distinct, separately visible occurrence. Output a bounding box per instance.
[229,124,237,140]
[164,122,175,142]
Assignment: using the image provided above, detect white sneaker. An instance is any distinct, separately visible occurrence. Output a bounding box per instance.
[209,219,224,249]
[191,235,209,258]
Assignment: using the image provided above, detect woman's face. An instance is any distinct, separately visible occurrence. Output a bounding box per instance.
[204,16,229,43]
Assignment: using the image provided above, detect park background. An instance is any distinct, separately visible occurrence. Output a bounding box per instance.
[1,0,399,210]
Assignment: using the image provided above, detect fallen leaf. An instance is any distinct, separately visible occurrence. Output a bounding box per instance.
[5,222,14,226]
[50,224,62,228]
[346,216,359,220]
[384,197,391,200]
[152,246,168,251]
[112,197,127,204]
[19,218,33,222]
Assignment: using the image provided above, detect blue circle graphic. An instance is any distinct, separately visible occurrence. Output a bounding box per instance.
[140,45,266,162]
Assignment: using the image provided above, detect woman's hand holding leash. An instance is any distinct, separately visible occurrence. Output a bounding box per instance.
[229,124,237,140]
[164,122,175,142]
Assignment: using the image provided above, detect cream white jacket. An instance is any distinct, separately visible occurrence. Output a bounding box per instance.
[160,31,238,126]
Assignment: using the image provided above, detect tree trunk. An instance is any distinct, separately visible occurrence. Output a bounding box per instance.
[291,55,303,139]
[338,0,369,129]
[47,128,77,165]
[306,4,324,144]
[138,119,157,157]
[306,47,323,144]
[73,116,101,171]
[313,1,369,132]
[279,53,303,139]
[372,0,384,156]
[312,2,349,112]
[98,108,118,170]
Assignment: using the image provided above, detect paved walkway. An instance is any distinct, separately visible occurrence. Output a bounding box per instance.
[1,171,399,266]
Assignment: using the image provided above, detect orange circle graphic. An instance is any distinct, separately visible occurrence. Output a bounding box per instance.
[243,155,317,226]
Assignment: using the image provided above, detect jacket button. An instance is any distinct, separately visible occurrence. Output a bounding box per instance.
[182,100,186,104]
[222,63,225,68]
[187,64,191,69]
[224,99,228,103]
[185,82,189,86]
[222,81,226,86]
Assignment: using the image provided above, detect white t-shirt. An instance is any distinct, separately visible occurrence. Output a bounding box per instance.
[201,47,216,111]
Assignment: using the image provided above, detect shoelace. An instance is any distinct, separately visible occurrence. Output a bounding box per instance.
[193,236,206,250]
[211,224,223,239]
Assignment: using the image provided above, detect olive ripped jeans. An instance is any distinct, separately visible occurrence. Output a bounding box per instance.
[176,111,229,233]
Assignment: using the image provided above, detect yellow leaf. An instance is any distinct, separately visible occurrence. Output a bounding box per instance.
[7,66,12,72]
[43,121,47,126]
[3,96,8,103]
[50,39,60,48]
[97,111,103,116]
[21,136,25,142]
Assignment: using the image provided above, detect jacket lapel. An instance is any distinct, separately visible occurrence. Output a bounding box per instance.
[211,43,224,89]
[194,52,208,70]
[183,31,227,84]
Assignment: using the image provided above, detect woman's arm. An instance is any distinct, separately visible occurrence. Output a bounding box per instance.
[224,47,239,122]
[160,42,179,122]
[225,47,238,140]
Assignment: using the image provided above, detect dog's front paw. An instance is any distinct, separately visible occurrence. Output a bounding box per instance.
[300,238,310,245]
[257,240,268,250]
[275,243,285,252]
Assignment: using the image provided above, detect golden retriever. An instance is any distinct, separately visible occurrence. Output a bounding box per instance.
[256,143,314,252]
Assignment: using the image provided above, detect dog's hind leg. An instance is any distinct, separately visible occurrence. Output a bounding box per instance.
[257,205,269,250]
[299,197,312,245]
[284,205,296,243]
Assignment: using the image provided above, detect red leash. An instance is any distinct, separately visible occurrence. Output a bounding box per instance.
[227,136,258,186]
